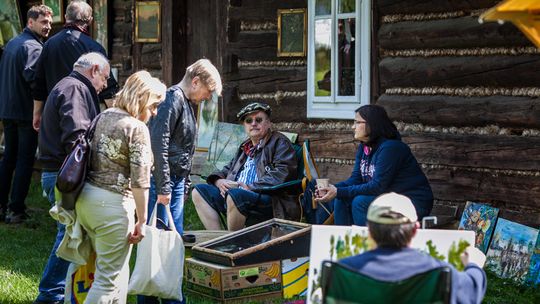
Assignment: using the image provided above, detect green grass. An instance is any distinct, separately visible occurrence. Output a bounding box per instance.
[1,178,539,303]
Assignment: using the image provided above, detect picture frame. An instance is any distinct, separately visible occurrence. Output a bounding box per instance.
[43,0,64,24]
[91,0,109,54]
[134,1,160,43]
[277,8,307,57]
[0,0,23,47]
[196,93,219,152]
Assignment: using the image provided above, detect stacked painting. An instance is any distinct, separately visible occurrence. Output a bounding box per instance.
[458,202,499,253]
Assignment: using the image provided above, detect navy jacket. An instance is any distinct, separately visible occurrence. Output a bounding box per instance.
[340,247,487,304]
[335,137,433,214]
[31,27,118,102]
[0,28,43,120]
[38,71,100,171]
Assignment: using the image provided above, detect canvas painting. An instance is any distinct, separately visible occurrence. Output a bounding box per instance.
[196,94,219,152]
[135,1,160,42]
[486,218,538,284]
[92,0,108,53]
[526,233,540,285]
[458,201,499,253]
[201,122,246,177]
[43,0,63,23]
[306,225,475,304]
[0,0,22,46]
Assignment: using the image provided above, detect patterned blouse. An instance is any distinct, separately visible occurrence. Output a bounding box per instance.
[87,108,153,197]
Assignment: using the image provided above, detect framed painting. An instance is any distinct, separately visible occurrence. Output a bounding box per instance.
[0,0,23,46]
[526,233,540,286]
[134,1,160,43]
[91,0,108,54]
[458,201,499,253]
[43,0,63,23]
[486,218,538,284]
[196,93,219,152]
[201,122,246,177]
[277,8,307,57]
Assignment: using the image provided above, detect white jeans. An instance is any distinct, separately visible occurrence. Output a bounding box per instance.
[76,183,135,304]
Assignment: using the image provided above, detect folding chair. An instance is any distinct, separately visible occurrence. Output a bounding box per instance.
[320,260,452,304]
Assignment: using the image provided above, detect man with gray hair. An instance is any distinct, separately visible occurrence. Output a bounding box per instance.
[31,0,118,131]
[34,52,110,304]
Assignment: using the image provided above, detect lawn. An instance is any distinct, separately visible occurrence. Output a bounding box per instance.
[0,178,539,303]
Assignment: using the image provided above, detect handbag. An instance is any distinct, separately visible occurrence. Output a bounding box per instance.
[56,114,101,210]
[128,204,184,301]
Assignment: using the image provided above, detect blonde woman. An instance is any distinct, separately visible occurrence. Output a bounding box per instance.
[75,70,166,303]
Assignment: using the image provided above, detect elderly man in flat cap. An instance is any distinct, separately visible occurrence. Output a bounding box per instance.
[339,192,487,304]
[192,102,298,231]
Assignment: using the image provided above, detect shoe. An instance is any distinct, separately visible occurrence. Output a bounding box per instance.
[5,211,28,224]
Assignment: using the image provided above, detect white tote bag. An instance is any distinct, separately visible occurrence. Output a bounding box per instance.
[128,204,184,300]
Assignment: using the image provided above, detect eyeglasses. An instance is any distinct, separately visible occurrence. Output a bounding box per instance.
[244,117,265,124]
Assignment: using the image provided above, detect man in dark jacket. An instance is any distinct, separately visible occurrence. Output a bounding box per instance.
[339,192,487,304]
[35,52,110,304]
[31,0,118,131]
[0,5,53,223]
[192,102,298,231]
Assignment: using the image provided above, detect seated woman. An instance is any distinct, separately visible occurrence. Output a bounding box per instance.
[75,71,166,302]
[315,105,433,226]
[192,102,298,231]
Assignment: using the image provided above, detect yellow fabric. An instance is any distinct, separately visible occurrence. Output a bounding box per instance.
[480,0,540,48]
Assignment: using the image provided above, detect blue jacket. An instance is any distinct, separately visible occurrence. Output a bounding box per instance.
[340,247,487,304]
[31,27,118,102]
[335,137,433,214]
[0,28,43,120]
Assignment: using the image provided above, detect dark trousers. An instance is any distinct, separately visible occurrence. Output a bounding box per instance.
[0,119,38,214]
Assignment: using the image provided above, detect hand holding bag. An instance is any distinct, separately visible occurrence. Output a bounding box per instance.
[128,204,184,301]
[56,115,101,210]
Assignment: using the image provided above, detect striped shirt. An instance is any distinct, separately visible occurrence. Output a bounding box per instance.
[236,156,258,185]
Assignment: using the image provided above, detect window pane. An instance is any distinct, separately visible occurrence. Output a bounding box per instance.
[315,19,331,96]
[338,18,355,96]
[315,0,331,15]
[339,0,355,13]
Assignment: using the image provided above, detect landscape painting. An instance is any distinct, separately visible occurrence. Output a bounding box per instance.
[526,233,540,285]
[486,218,538,284]
[0,0,22,46]
[458,201,499,253]
[135,1,160,42]
[201,122,246,177]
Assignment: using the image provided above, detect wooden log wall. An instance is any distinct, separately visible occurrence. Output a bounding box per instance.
[375,0,540,227]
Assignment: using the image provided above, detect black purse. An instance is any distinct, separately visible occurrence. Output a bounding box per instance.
[56,114,101,210]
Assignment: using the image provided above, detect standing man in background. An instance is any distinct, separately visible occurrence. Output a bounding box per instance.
[0,5,53,223]
[31,0,118,131]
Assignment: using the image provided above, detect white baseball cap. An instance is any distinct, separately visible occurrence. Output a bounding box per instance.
[367,192,418,224]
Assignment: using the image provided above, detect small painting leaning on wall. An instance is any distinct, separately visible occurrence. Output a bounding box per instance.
[458,202,499,253]
[0,0,23,46]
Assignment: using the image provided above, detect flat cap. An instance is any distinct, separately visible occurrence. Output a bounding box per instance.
[236,102,272,121]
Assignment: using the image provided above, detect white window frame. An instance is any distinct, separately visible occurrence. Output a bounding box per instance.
[307,0,371,119]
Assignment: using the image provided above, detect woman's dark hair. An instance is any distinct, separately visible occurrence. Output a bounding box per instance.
[355,105,400,145]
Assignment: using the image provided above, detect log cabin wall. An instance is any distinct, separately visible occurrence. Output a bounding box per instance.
[222,0,540,227]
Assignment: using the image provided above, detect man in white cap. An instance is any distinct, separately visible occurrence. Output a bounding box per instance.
[340,192,487,304]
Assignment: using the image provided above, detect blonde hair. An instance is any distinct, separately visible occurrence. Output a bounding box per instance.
[115,71,166,118]
[183,59,222,96]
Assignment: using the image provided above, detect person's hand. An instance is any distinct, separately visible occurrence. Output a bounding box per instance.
[461,246,486,268]
[32,112,41,131]
[128,220,146,244]
[237,181,248,190]
[314,184,337,203]
[215,179,239,197]
[157,194,171,205]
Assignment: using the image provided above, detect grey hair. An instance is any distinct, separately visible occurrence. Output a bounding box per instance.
[73,52,109,73]
[65,0,92,24]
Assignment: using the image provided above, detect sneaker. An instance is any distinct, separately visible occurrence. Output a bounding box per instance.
[5,211,28,224]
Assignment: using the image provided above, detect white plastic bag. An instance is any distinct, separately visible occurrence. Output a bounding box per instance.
[128,204,184,300]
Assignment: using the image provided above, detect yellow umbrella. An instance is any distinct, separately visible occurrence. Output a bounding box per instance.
[479,0,540,48]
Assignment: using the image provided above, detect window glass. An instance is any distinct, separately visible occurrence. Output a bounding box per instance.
[338,18,355,96]
[315,19,332,96]
[316,0,331,15]
[339,0,355,13]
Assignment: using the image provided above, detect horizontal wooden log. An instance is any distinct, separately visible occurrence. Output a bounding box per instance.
[225,45,280,61]
[379,55,540,89]
[378,16,531,50]
[377,0,498,15]
[227,68,307,93]
[229,0,307,21]
[232,31,276,45]
[225,96,307,123]
[377,94,540,128]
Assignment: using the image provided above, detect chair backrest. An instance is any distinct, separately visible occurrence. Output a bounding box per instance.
[321,260,452,304]
[293,142,304,180]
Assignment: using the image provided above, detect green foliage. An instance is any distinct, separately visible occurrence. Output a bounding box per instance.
[426,240,446,261]
[447,240,470,271]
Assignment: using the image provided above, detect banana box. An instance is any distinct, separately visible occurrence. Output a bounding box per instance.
[185,257,282,302]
